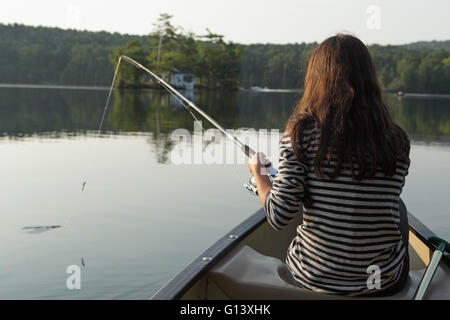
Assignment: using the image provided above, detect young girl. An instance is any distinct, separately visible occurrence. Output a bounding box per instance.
[248,34,410,296]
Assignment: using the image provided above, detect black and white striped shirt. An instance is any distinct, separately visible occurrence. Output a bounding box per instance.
[265,125,409,296]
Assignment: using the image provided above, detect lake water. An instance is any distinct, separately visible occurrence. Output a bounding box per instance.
[0,86,449,299]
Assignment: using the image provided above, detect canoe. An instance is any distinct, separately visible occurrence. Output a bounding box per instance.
[151,208,450,300]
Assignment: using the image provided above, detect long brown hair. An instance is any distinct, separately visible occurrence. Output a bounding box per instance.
[286,34,410,180]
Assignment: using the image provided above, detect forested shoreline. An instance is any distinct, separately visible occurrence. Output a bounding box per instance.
[1,21,449,93]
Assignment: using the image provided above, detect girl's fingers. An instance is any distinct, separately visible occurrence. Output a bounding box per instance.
[257,152,271,167]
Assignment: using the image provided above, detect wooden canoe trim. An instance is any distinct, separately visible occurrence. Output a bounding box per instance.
[408,211,449,267]
[409,230,431,266]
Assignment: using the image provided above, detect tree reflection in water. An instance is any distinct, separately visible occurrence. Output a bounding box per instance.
[0,87,449,163]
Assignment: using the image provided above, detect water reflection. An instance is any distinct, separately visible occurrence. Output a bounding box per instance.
[387,95,450,143]
[0,86,449,148]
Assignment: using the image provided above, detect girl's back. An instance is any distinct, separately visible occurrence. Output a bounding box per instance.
[266,124,409,295]
[248,34,411,296]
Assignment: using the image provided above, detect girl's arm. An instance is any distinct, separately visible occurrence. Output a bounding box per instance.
[248,137,306,230]
[247,153,272,209]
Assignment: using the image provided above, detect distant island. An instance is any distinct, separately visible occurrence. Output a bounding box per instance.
[0,14,449,93]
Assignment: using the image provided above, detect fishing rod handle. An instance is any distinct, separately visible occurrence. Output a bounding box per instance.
[244,167,278,196]
[243,145,256,157]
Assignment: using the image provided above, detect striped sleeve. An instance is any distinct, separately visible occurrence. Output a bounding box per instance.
[265,136,307,230]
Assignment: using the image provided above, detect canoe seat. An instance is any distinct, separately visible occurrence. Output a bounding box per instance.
[207,244,450,300]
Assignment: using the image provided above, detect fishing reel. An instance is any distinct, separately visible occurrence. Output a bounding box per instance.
[244,167,278,196]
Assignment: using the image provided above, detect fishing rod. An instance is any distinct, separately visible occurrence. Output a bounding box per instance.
[108,55,277,195]
[120,55,254,156]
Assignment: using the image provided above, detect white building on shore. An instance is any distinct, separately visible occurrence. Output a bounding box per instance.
[162,69,196,90]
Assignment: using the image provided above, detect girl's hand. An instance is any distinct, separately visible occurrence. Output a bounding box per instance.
[248,152,273,210]
[248,152,272,176]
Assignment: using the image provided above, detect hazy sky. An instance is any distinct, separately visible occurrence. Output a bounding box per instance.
[1,0,449,45]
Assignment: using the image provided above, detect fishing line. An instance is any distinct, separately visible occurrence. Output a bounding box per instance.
[58,58,124,230]
[98,56,122,133]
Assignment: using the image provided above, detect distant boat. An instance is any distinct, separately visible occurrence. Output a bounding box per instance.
[250,86,299,93]
[250,86,265,92]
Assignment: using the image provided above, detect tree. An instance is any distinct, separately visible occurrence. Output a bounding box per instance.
[195,29,244,89]
[1,23,450,93]
[417,50,449,93]
[110,40,147,87]
[150,13,180,43]
[149,13,181,73]
[397,54,421,92]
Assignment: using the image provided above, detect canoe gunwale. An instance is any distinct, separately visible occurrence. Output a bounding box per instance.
[150,209,267,300]
[150,208,448,300]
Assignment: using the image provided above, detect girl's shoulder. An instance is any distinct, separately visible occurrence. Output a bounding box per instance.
[280,120,318,163]
[284,115,319,139]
